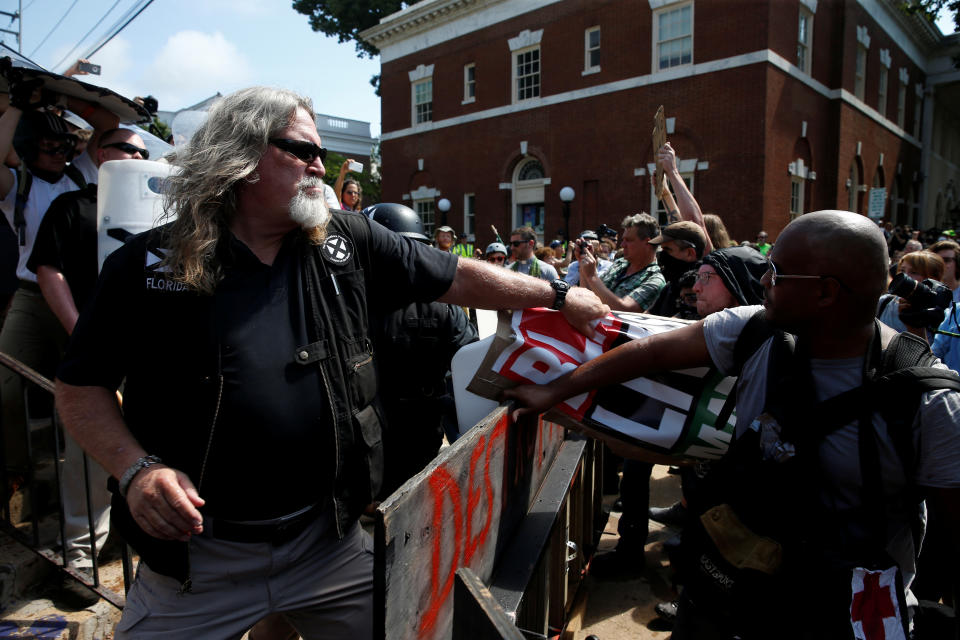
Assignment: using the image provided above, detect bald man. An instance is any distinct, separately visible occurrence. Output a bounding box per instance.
[25,128,148,600]
[506,211,960,639]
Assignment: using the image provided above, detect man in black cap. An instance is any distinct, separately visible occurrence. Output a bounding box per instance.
[692,245,768,317]
[646,220,707,317]
[0,84,117,480]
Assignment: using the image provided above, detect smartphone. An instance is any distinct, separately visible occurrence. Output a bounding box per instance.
[77,61,101,75]
[348,161,363,173]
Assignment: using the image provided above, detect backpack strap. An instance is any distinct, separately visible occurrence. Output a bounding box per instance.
[64,163,87,190]
[876,294,894,319]
[12,164,86,247]
[714,308,778,432]
[13,163,32,246]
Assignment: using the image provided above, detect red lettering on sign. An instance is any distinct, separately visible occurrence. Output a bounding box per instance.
[419,416,507,638]
[419,467,463,636]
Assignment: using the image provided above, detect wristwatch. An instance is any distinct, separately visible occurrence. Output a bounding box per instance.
[550,279,570,310]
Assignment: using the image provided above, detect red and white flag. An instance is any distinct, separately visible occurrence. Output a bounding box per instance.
[850,566,907,640]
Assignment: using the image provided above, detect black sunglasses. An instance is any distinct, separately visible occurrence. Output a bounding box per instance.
[269,138,327,163]
[510,240,527,247]
[101,141,150,160]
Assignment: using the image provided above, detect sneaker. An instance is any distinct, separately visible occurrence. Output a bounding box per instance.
[648,501,687,527]
[655,599,679,622]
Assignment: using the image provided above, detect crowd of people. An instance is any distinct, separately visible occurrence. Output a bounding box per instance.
[0,73,958,640]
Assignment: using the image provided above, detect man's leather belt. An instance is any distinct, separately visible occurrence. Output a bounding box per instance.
[206,503,323,546]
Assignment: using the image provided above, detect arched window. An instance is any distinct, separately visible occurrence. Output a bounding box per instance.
[517,160,545,181]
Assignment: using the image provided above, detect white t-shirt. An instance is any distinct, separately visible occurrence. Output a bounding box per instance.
[702,305,960,581]
[70,151,99,186]
[1,168,84,282]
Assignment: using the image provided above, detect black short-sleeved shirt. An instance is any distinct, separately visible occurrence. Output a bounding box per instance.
[58,213,458,520]
[27,185,99,310]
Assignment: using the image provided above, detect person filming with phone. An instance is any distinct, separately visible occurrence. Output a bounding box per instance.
[334,158,363,211]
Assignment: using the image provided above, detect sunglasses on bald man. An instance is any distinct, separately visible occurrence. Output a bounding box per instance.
[101,141,150,160]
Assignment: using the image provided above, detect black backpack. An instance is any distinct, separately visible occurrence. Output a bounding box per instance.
[13,162,86,245]
[678,309,960,637]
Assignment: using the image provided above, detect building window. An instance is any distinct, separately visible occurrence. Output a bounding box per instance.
[877,67,887,117]
[847,162,860,213]
[584,26,600,73]
[415,199,435,236]
[854,45,866,101]
[797,7,812,74]
[651,174,694,225]
[463,63,476,104]
[412,78,432,125]
[897,81,906,129]
[653,2,693,72]
[514,46,541,102]
[790,177,805,219]
[463,193,475,237]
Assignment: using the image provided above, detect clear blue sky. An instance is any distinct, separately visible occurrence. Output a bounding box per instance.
[3,0,383,135]
[2,1,955,141]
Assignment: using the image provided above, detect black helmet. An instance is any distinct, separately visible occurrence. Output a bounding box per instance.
[362,203,429,243]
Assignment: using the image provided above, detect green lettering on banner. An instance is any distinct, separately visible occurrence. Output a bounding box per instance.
[674,369,736,459]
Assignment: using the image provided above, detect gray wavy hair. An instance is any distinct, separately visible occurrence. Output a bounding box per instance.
[161,86,317,294]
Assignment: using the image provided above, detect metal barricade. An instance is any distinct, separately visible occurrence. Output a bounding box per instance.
[0,350,131,609]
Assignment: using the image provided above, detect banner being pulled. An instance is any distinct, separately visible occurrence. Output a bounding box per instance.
[466,309,736,461]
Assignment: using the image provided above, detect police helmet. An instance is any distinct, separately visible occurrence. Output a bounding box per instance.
[485,242,507,256]
[362,203,429,243]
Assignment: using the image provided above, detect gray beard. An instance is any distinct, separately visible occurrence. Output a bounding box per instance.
[289,177,330,231]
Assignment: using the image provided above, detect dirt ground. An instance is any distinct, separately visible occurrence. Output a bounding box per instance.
[571,464,683,640]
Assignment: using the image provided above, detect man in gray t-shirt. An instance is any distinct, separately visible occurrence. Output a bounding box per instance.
[506,210,960,639]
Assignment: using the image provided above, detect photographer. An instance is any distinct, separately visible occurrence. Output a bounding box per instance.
[877,250,949,343]
[564,230,612,286]
[579,214,665,312]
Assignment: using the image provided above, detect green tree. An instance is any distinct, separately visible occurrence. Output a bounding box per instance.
[899,0,960,32]
[323,147,382,207]
[292,0,413,91]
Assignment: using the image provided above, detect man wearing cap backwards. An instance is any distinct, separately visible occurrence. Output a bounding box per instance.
[54,87,607,637]
[485,241,507,265]
[0,80,118,483]
[506,210,960,639]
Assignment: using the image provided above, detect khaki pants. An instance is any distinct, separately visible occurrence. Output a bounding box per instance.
[115,516,374,640]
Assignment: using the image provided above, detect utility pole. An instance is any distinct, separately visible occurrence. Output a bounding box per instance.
[0,1,20,52]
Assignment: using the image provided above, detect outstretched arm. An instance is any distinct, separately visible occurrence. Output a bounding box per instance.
[56,381,205,541]
[503,320,711,418]
[658,142,713,254]
[439,256,609,335]
[333,159,356,206]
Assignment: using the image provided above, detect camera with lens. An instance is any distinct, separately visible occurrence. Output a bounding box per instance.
[596,223,618,239]
[888,273,953,328]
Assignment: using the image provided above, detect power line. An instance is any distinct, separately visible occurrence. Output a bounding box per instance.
[81,0,155,60]
[29,0,80,57]
[50,0,124,72]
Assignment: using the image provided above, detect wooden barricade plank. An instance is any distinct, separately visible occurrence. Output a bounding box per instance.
[374,407,566,640]
[452,568,525,640]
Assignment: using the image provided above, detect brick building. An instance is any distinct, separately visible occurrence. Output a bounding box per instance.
[362,0,957,245]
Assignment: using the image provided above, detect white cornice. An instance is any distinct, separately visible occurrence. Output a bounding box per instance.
[382,48,921,151]
[361,0,562,63]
